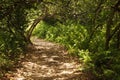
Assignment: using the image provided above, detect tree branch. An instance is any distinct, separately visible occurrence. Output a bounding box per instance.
[109,22,120,40]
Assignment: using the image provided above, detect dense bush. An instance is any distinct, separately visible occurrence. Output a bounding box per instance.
[33,21,88,52]
[0,0,34,75]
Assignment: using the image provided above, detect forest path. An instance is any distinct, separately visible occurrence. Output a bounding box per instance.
[7,37,86,80]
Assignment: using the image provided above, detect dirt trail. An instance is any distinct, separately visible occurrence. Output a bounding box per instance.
[7,37,87,80]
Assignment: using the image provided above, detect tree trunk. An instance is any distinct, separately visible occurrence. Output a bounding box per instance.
[105,0,120,50]
[117,30,120,49]
[26,14,46,44]
[105,10,115,50]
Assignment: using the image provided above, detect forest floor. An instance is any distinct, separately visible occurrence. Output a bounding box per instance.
[3,37,91,80]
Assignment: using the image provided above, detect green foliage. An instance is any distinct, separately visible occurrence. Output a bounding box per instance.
[33,21,88,52]
[78,50,93,71]
[0,54,13,70]
[78,50,120,80]
[90,50,120,80]
[0,31,25,57]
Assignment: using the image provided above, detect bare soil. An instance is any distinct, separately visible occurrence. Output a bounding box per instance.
[4,37,91,80]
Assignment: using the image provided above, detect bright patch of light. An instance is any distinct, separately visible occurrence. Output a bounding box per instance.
[60,71,73,74]
[41,65,48,69]
[16,77,25,80]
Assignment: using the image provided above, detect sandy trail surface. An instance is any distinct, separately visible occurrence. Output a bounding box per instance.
[6,38,87,80]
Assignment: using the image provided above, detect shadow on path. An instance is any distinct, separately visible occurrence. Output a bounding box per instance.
[7,37,89,80]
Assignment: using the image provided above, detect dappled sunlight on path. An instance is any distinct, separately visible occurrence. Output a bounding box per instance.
[7,37,86,80]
